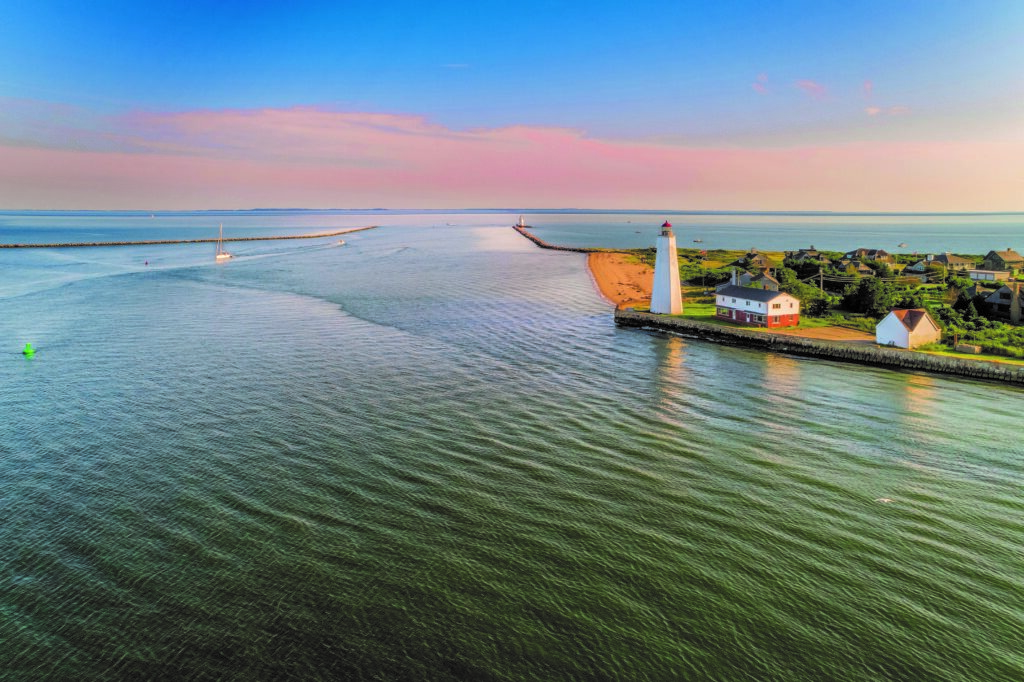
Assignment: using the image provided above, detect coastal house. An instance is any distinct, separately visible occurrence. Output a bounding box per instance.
[734,248,776,271]
[715,278,800,328]
[905,253,975,273]
[839,260,875,277]
[876,309,942,349]
[785,246,831,265]
[981,249,1024,272]
[984,283,1023,323]
[717,268,780,292]
[843,248,893,264]
[749,270,779,291]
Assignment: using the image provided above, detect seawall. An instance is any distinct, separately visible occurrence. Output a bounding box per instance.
[615,309,1024,386]
[512,225,610,253]
[0,225,378,249]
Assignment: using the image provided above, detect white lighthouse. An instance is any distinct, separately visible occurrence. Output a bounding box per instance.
[650,220,682,314]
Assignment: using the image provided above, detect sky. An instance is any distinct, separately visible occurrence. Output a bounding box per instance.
[1,0,1022,211]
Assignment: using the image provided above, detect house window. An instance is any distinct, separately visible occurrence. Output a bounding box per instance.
[716,307,730,316]
[772,303,781,309]
[772,316,780,323]
[731,298,736,303]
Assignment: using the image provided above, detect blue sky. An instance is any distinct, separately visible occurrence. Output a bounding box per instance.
[1,1,1022,209]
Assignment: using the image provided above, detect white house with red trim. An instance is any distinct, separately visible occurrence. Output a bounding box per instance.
[875,309,942,348]
[715,284,800,328]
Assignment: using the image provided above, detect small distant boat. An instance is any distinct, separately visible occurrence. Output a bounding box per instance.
[337,239,346,246]
[215,223,232,261]
[898,242,908,248]
[693,239,703,243]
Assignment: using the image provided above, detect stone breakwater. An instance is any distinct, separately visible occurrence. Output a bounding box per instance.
[0,225,378,249]
[616,309,1024,386]
[512,225,613,253]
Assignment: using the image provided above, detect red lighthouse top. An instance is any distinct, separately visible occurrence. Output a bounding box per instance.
[661,220,672,228]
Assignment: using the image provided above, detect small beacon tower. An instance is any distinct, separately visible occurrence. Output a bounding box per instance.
[650,220,682,314]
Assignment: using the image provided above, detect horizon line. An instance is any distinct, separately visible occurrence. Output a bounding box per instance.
[2,208,1023,217]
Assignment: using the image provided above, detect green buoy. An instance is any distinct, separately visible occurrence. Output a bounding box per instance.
[22,342,34,357]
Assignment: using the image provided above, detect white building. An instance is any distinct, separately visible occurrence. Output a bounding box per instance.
[715,284,800,328]
[650,220,682,314]
[876,309,941,349]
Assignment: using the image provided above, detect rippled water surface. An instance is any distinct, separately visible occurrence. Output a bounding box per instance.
[1,213,1022,680]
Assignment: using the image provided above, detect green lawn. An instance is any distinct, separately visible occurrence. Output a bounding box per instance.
[916,348,1024,367]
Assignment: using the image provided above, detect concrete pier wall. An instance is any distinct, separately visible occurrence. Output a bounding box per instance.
[615,309,1024,386]
[0,225,378,249]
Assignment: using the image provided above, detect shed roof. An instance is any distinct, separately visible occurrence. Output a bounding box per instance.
[889,308,937,332]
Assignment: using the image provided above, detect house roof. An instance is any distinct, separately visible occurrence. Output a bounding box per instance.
[716,285,791,303]
[889,308,937,332]
[844,247,890,259]
[984,283,1023,304]
[985,249,1024,262]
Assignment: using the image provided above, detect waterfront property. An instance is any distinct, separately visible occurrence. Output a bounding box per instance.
[784,246,831,264]
[716,269,779,292]
[984,283,1023,324]
[843,247,894,264]
[735,248,776,271]
[905,253,975,273]
[981,248,1024,272]
[876,308,942,349]
[715,284,800,328]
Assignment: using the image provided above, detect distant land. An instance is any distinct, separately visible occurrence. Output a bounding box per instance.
[1,208,1022,217]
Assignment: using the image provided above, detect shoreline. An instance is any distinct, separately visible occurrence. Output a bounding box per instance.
[512,225,1024,377]
[0,225,378,249]
[615,310,1024,385]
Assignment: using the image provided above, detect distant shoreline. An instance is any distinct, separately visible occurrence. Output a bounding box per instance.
[0,225,378,249]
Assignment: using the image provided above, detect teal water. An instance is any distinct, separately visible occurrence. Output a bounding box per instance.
[1,213,1022,680]
[523,212,1024,253]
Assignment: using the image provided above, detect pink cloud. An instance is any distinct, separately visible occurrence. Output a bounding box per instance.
[0,104,1018,211]
[794,80,827,99]
[863,80,874,97]
[864,105,910,117]
[752,82,768,94]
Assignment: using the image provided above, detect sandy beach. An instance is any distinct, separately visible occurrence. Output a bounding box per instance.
[585,252,874,342]
[587,252,653,308]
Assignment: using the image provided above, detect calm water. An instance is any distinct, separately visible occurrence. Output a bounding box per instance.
[1,212,1022,680]
[522,211,1024,254]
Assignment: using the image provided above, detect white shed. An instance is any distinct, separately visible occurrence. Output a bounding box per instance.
[876,309,941,349]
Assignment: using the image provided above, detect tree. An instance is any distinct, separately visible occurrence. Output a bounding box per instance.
[842,277,898,317]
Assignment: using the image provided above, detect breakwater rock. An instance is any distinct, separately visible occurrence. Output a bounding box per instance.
[616,309,1024,386]
[512,225,613,253]
[0,225,378,249]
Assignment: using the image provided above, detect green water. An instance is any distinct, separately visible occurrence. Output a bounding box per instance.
[0,216,1021,680]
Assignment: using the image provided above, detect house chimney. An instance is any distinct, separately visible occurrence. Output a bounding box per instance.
[732,267,738,285]
[1012,283,1021,325]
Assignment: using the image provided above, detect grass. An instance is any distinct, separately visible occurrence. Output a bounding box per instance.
[915,347,1024,366]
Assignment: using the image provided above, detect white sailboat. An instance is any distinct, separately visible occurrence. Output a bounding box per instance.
[215,223,232,261]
